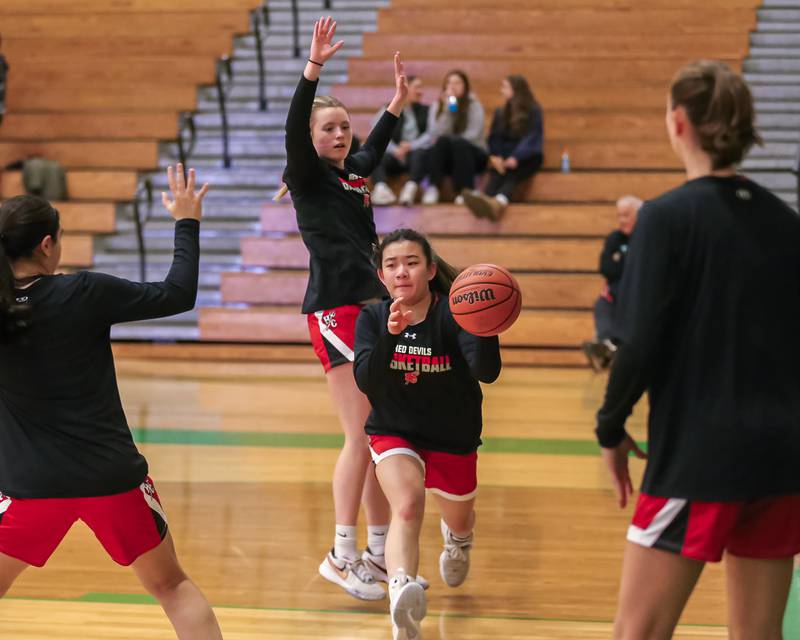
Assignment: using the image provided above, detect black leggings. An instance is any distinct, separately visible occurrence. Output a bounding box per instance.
[371,149,428,184]
[484,153,543,201]
[427,135,488,192]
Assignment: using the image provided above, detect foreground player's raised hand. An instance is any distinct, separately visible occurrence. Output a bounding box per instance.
[310,16,344,65]
[161,164,209,222]
[601,434,647,508]
[388,297,414,335]
[387,52,409,117]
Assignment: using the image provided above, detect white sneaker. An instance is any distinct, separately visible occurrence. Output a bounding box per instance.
[454,194,465,205]
[421,185,439,205]
[439,520,472,587]
[362,548,430,590]
[389,569,427,640]
[398,180,418,206]
[371,181,397,206]
[319,550,386,601]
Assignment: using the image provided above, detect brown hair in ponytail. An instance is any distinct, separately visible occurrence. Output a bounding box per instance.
[375,228,459,296]
[670,60,762,170]
[0,195,61,340]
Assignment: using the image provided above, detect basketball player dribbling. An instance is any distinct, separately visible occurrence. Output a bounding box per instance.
[354,228,502,640]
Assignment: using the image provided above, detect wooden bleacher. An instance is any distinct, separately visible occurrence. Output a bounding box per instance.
[202,0,758,364]
[0,1,261,268]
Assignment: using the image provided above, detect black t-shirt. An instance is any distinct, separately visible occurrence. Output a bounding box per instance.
[0,219,199,499]
[284,76,397,313]
[596,176,800,501]
[354,295,501,454]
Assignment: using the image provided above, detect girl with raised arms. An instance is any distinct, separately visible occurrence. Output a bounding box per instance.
[0,165,222,639]
[280,16,413,600]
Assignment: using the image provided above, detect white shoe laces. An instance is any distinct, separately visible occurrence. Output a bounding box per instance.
[349,558,376,584]
[444,542,468,562]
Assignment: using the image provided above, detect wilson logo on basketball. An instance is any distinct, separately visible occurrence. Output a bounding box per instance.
[450,288,496,306]
[455,269,493,283]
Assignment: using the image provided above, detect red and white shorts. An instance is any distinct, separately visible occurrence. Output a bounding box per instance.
[0,476,168,567]
[307,305,363,372]
[628,492,800,562]
[369,435,478,501]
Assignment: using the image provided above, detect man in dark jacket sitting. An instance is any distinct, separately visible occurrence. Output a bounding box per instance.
[583,195,642,371]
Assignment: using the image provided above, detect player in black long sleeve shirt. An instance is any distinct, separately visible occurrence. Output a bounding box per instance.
[283,17,411,603]
[595,60,800,640]
[0,165,222,638]
[354,229,501,639]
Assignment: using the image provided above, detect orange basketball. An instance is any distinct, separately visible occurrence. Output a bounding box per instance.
[449,264,522,336]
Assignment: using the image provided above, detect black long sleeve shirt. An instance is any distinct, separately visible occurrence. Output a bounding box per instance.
[0,219,199,499]
[599,230,630,300]
[596,176,800,501]
[284,75,397,313]
[354,295,501,454]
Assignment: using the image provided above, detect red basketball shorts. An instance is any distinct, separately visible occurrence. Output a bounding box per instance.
[369,435,478,501]
[628,492,800,562]
[307,305,363,372]
[0,476,168,567]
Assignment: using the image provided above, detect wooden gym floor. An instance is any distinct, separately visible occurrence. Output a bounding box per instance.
[1,360,798,639]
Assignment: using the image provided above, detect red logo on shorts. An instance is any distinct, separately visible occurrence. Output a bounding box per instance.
[404,372,419,385]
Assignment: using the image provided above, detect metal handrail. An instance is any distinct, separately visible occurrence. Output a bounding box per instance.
[252,7,268,111]
[291,0,301,58]
[131,178,154,283]
[175,112,197,168]
[794,137,800,212]
[291,0,333,58]
[215,56,234,169]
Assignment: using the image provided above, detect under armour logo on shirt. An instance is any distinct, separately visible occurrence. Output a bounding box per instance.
[404,332,417,340]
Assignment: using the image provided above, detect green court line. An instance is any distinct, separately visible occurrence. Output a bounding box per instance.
[785,567,800,640]
[12,593,722,628]
[130,427,642,457]
[15,588,800,634]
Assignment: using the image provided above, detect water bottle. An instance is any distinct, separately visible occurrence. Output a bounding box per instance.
[560,148,571,173]
[447,95,458,113]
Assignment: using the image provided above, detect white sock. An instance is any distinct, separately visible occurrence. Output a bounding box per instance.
[495,194,509,206]
[334,524,358,561]
[367,524,389,556]
[442,520,473,543]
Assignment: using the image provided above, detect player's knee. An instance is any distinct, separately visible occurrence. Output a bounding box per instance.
[393,490,425,524]
[142,569,189,601]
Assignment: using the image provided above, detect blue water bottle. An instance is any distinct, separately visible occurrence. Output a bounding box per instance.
[447,95,458,113]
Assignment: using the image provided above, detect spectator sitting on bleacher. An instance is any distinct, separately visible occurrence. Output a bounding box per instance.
[582,195,643,372]
[461,75,544,221]
[0,35,9,127]
[413,70,487,205]
[370,76,429,206]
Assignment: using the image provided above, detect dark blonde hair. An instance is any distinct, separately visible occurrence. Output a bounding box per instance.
[375,228,459,296]
[670,60,762,170]
[274,95,351,201]
[311,94,348,114]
